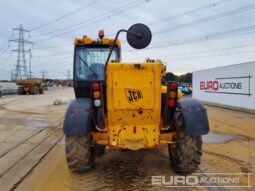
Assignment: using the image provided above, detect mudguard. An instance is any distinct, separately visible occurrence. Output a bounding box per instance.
[178,98,209,135]
[63,98,92,136]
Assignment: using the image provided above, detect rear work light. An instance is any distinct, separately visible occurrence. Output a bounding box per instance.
[93,82,100,91]
[94,99,101,107]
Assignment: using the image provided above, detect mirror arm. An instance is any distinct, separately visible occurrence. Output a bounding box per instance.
[105,29,126,66]
[104,29,139,80]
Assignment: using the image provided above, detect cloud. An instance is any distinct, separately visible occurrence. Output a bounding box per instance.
[0,0,255,80]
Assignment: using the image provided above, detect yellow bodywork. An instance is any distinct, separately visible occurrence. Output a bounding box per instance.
[76,35,179,150]
[91,60,182,149]
[91,60,176,150]
[106,61,162,150]
[74,35,121,48]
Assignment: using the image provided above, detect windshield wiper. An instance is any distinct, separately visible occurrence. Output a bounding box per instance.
[77,54,98,76]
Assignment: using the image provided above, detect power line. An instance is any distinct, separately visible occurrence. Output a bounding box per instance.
[0,44,9,58]
[170,49,255,61]
[33,42,71,49]
[32,49,255,75]
[32,0,149,43]
[149,0,232,26]
[125,43,255,59]
[32,57,71,68]
[32,55,71,61]
[0,56,13,70]
[32,51,72,58]
[0,41,9,53]
[125,50,255,63]
[126,24,255,51]
[166,43,255,58]
[31,0,226,48]
[154,3,255,35]
[30,0,100,31]
[31,25,255,72]
[32,25,255,70]
[31,0,142,38]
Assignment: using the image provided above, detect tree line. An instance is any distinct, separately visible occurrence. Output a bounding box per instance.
[163,72,192,83]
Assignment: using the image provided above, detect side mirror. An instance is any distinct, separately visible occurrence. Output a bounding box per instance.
[126,23,152,49]
[105,23,152,74]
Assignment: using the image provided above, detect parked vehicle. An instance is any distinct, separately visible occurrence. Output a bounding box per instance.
[63,24,209,174]
[16,78,45,95]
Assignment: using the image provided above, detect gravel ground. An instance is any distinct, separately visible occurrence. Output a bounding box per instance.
[0,87,254,191]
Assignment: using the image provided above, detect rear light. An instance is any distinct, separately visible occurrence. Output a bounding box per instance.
[94,99,101,107]
[170,83,177,91]
[164,82,178,126]
[93,91,100,99]
[93,82,100,91]
[168,100,175,107]
[93,82,102,107]
[169,91,176,99]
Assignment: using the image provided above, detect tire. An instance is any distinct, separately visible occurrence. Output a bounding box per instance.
[34,86,39,94]
[29,87,36,95]
[168,112,202,174]
[95,145,106,157]
[18,87,24,95]
[39,87,44,94]
[65,135,95,172]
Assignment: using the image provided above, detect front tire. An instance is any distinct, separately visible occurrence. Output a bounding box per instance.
[18,87,25,95]
[168,112,202,174]
[65,135,95,172]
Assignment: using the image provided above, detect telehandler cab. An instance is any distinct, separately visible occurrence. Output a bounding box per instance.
[63,24,209,174]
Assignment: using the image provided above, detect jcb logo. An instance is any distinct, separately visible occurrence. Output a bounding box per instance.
[125,89,143,102]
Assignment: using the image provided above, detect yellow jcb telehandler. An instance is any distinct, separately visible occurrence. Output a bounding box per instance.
[63,24,209,174]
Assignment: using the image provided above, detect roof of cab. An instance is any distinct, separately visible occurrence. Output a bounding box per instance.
[74,36,121,48]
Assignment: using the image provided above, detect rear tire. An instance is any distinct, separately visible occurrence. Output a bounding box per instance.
[168,112,202,174]
[29,87,37,95]
[65,135,95,172]
[39,87,44,94]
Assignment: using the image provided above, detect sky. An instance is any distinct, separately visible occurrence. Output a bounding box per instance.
[0,0,255,80]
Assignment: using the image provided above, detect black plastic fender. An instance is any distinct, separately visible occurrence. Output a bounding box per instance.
[178,98,209,135]
[63,98,92,136]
